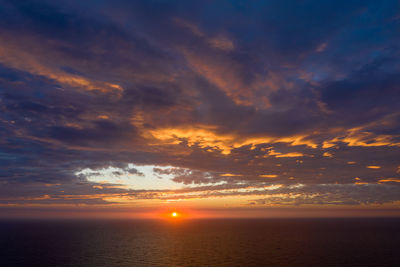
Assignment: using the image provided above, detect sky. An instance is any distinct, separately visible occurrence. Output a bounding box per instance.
[0,0,400,219]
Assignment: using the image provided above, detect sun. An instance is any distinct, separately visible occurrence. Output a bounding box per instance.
[171,212,178,217]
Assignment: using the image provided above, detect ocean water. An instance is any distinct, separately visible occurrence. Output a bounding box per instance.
[1,218,399,267]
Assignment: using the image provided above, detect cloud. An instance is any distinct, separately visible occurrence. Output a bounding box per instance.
[0,0,399,210]
[378,178,400,183]
[366,166,381,169]
[259,175,278,178]
[249,184,400,206]
[147,125,317,155]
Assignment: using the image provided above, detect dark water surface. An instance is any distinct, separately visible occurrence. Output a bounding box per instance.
[1,218,399,267]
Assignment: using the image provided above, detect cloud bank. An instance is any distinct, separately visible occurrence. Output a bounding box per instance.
[0,0,399,212]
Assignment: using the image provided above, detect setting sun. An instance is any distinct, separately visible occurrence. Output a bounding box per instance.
[172,212,178,217]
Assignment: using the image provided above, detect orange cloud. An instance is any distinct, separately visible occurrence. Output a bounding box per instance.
[174,18,234,51]
[0,37,123,94]
[275,152,305,158]
[325,127,400,148]
[183,50,296,108]
[267,149,305,158]
[97,115,110,120]
[147,125,317,154]
[259,174,278,178]
[378,178,400,183]
[184,51,252,106]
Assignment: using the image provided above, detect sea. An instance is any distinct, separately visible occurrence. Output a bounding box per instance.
[1,218,399,267]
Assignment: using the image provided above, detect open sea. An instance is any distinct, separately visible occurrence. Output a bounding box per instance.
[1,218,399,267]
